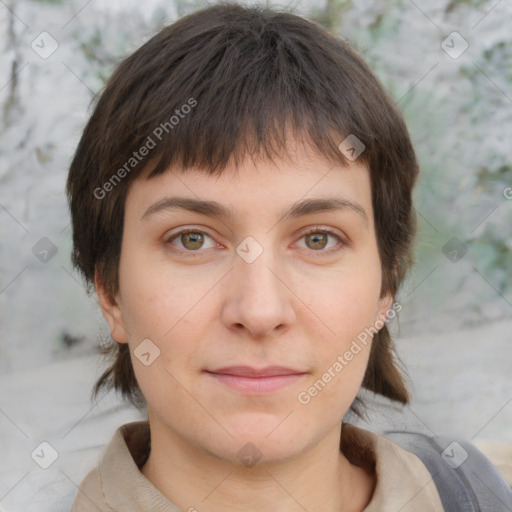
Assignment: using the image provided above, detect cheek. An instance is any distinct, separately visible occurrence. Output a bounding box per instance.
[116,249,216,385]
[296,260,382,392]
[118,246,213,338]
[295,278,379,415]
[304,263,382,340]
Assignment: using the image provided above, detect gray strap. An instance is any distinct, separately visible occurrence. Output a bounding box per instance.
[382,430,512,511]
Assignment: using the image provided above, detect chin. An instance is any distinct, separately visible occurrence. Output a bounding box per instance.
[209,419,312,465]
[205,436,306,468]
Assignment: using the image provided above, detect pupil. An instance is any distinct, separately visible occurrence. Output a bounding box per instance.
[307,233,327,249]
[183,232,203,249]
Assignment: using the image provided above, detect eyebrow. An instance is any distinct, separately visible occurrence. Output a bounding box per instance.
[141,196,369,226]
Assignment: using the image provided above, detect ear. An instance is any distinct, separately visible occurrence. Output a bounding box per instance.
[94,269,129,344]
[375,292,394,324]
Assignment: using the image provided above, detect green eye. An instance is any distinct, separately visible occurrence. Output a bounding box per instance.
[166,230,216,252]
[304,232,329,250]
[180,232,205,250]
[297,229,344,253]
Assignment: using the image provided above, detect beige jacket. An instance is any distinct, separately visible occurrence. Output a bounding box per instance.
[72,421,444,511]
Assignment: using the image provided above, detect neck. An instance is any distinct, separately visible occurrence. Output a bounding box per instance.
[141,420,375,512]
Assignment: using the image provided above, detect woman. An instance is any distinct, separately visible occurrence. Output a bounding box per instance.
[66,3,512,510]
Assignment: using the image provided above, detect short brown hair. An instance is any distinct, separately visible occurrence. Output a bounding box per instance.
[66,1,417,416]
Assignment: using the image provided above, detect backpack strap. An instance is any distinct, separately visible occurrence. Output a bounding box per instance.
[382,430,512,511]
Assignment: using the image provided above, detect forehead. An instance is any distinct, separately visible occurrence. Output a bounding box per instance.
[126,149,372,227]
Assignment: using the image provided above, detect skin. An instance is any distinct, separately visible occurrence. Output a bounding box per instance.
[96,139,393,512]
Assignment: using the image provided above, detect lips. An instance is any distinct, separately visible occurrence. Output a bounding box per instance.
[206,366,306,377]
[204,366,308,394]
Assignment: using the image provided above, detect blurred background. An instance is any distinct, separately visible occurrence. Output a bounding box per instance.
[0,0,511,510]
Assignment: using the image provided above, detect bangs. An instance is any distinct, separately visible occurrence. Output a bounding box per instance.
[90,3,387,187]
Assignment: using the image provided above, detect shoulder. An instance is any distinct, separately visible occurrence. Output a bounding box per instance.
[71,421,150,512]
[71,466,113,512]
[342,423,445,511]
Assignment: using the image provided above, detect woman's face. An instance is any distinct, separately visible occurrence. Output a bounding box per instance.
[98,141,392,465]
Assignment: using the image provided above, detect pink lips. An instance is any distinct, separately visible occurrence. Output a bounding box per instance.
[204,366,307,394]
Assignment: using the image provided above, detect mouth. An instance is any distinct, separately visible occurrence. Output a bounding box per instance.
[204,366,308,394]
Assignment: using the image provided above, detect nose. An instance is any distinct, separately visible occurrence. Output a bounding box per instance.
[220,241,296,339]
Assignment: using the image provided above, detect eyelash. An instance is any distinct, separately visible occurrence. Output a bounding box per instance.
[164,226,347,257]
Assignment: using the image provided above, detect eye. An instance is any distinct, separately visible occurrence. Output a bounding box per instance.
[165,230,217,252]
[164,227,346,256]
[295,228,345,253]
